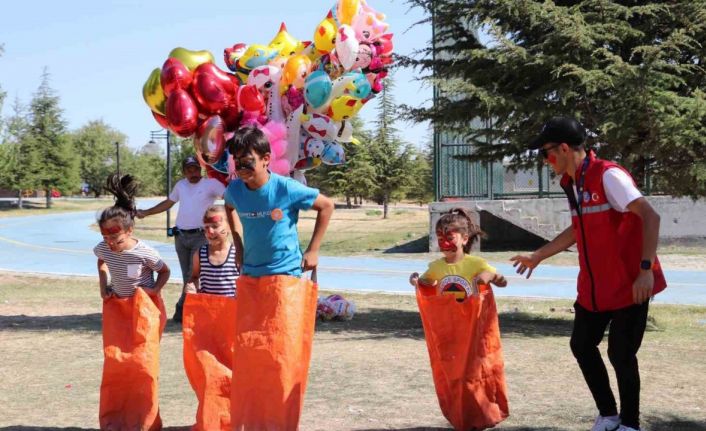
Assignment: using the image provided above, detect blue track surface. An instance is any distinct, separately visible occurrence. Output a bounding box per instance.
[1,207,704,305]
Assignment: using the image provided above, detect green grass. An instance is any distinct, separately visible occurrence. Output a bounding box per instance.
[1,272,705,430]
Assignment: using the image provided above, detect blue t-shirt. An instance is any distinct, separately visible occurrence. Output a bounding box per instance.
[224,172,320,277]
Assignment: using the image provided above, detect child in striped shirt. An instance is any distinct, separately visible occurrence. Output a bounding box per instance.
[186,205,239,296]
[94,174,171,298]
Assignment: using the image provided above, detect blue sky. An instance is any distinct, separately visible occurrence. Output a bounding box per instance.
[0,0,432,150]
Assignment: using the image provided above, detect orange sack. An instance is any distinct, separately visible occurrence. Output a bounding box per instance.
[416,284,509,431]
[99,288,166,431]
[230,275,318,431]
[182,293,237,431]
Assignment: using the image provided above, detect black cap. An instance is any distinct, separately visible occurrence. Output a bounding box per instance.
[529,117,587,150]
[181,155,200,169]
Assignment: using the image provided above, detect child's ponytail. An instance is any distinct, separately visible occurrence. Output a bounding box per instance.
[99,174,139,230]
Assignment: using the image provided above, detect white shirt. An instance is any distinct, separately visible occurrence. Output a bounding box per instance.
[169,178,225,229]
[575,167,642,212]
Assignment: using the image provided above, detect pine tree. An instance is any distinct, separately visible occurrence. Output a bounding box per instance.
[28,69,79,206]
[0,98,41,208]
[400,0,706,197]
[368,77,415,218]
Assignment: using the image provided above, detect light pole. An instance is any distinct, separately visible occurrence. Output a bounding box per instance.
[115,141,120,175]
[149,129,172,234]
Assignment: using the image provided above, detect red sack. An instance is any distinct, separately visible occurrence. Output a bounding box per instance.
[416,283,509,430]
[99,288,166,431]
[230,274,318,431]
[182,293,237,431]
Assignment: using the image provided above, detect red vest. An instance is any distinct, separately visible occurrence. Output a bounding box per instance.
[560,151,667,311]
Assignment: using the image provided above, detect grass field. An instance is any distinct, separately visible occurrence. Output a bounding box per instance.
[1,273,705,430]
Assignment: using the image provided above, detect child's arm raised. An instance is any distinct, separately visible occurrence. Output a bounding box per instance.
[97,259,112,299]
[302,193,334,271]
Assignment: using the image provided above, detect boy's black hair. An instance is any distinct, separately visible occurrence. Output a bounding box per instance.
[227,125,271,158]
[98,174,139,230]
[435,207,486,254]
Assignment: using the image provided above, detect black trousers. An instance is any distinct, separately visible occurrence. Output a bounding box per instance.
[570,301,649,429]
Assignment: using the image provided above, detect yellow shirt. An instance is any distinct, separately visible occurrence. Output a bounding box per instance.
[422,255,496,299]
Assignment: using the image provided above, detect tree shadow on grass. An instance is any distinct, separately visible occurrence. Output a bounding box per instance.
[383,235,429,254]
[315,308,574,341]
[644,415,706,431]
[0,313,184,334]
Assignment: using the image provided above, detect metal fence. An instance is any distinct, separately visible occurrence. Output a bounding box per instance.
[433,129,564,201]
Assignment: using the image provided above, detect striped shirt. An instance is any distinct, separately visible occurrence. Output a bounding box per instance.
[94,240,165,298]
[199,244,238,296]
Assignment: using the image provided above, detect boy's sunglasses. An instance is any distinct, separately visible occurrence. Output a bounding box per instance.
[539,142,562,159]
[234,158,256,171]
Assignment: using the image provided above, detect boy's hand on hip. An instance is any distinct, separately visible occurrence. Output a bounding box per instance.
[633,270,654,304]
[302,250,318,271]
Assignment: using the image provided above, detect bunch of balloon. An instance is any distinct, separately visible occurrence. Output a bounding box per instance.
[143,0,393,185]
[142,47,265,185]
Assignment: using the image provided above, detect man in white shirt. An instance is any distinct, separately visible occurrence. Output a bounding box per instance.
[137,156,225,322]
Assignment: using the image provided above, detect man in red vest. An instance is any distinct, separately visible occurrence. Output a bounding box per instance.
[511,117,667,431]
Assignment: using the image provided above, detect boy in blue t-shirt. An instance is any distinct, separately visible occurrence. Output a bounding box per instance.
[224,125,334,429]
[224,125,334,276]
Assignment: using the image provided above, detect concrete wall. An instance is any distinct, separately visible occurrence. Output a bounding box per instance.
[429,196,706,251]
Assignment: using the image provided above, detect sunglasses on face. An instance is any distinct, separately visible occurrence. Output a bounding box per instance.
[234,157,257,171]
[539,142,562,159]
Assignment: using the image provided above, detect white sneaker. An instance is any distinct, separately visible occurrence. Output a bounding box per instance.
[592,415,621,431]
[617,426,641,431]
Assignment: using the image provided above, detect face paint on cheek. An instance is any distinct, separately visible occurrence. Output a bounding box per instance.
[547,153,557,165]
[437,236,456,251]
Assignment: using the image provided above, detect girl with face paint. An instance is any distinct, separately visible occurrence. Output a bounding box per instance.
[94,174,171,430]
[409,208,510,430]
[181,205,240,429]
[186,205,240,297]
[410,208,506,297]
[95,174,171,299]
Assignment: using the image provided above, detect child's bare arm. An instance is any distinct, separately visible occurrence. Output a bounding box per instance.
[149,264,171,294]
[97,259,111,298]
[302,194,334,271]
[225,204,244,271]
[186,252,200,293]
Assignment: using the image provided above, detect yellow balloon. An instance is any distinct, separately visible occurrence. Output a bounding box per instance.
[337,0,360,25]
[167,47,215,71]
[328,95,365,121]
[314,15,337,54]
[282,55,312,90]
[268,23,301,57]
[142,68,166,115]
